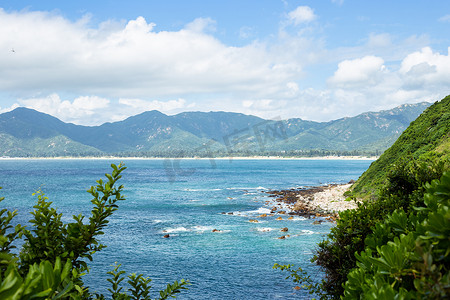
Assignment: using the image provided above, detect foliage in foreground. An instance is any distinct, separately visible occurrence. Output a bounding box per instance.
[315,156,448,298]
[275,169,449,299]
[275,95,450,299]
[343,172,450,299]
[0,163,189,299]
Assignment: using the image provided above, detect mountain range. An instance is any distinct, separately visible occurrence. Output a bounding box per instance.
[0,102,431,157]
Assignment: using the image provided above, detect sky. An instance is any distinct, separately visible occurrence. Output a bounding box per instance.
[0,0,449,125]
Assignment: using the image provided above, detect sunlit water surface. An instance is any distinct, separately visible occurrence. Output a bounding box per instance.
[0,158,372,299]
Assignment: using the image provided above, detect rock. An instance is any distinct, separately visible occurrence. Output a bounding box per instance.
[312,220,324,225]
[212,229,221,232]
[287,216,294,220]
[227,197,233,199]
[278,235,286,239]
[281,227,288,232]
[276,217,283,221]
[249,219,259,223]
[294,286,301,290]
[279,211,286,214]
[259,214,268,218]
[227,212,234,215]
[163,234,170,238]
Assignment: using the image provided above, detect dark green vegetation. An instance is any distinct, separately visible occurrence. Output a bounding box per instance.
[0,163,188,299]
[277,95,449,299]
[352,95,450,198]
[0,102,430,157]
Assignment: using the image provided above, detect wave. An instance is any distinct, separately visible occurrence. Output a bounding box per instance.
[192,225,215,232]
[254,227,274,232]
[162,227,190,233]
[162,225,231,234]
[229,207,272,217]
[289,216,307,221]
[301,230,314,235]
[183,188,223,192]
[226,186,267,190]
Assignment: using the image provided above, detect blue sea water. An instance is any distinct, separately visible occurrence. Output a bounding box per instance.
[0,158,372,299]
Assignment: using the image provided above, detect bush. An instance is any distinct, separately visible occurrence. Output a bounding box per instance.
[0,163,189,299]
[343,172,450,299]
[310,157,447,298]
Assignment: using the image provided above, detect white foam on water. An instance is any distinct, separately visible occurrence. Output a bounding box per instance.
[162,225,231,234]
[226,186,267,190]
[183,188,222,192]
[192,225,231,233]
[231,207,272,217]
[255,227,274,232]
[162,227,190,233]
[301,230,314,235]
[192,225,215,232]
[289,216,307,221]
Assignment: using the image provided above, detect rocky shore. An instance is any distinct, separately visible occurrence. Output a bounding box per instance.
[265,182,357,220]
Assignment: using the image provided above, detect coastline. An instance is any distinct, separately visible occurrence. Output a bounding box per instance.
[0,156,378,161]
[266,183,357,220]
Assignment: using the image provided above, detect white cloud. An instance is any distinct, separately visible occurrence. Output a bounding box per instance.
[0,9,300,100]
[119,98,186,112]
[399,47,450,89]
[328,56,386,87]
[400,47,450,74]
[318,47,450,122]
[184,17,216,33]
[0,8,448,126]
[0,103,19,113]
[287,6,316,25]
[19,94,110,124]
[438,14,450,23]
[72,96,110,111]
[367,33,392,48]
[239,26,255,39]
[8,94,190,125]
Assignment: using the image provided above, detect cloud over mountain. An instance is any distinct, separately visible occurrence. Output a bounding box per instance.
[0,5,449,125]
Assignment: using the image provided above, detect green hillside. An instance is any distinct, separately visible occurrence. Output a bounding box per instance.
[351,95,450,197]
[307,95,450,298]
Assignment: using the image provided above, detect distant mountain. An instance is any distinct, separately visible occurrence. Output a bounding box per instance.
[0,102,432,157]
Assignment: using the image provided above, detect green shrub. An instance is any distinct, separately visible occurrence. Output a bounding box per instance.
[343,172,450,299]
[0,163,189,299]
[309,156,447,298]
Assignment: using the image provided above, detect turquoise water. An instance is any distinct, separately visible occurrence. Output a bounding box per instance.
[0,159,372,299]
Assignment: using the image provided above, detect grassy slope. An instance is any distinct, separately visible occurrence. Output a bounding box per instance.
[0,134,102,157]
[351,95,450,197]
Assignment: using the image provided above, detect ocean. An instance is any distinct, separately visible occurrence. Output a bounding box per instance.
[0,158,372,299]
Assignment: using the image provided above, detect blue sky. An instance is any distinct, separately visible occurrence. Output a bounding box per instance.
[1,0,449,125]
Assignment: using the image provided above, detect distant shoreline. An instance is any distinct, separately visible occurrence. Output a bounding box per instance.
[0,156,378,161]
